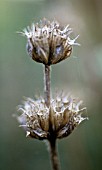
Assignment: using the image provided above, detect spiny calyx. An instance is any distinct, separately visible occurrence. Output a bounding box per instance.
[17,95,87,140]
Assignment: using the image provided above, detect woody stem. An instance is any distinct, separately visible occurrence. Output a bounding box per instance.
[44,65,60,170]
[48,137,60,170]
[44,65,51,108]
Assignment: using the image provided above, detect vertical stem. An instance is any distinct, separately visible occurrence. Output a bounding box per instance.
[44,65,51,107]
[49,139,60,170]
[44,65,60,170]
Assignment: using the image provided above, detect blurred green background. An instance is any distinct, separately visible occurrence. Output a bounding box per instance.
[0,0,102,170]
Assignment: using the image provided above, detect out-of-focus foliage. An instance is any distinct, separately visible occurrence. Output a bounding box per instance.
[0,0,102,170]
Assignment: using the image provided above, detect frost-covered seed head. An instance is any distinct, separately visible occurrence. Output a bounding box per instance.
[19,18,79,65]
[17,95,87,140]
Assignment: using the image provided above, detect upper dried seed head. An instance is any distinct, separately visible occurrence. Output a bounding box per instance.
[17,95,87,140]
[19,18,79,65]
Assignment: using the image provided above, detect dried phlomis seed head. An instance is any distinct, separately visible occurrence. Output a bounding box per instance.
[17,95,87,140]
[19,18,80,65]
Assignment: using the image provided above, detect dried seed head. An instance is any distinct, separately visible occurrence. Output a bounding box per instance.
[19,18,79,65]
[17,95,87,140]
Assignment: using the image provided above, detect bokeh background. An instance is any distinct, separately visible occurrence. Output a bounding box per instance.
[0,0,102,170]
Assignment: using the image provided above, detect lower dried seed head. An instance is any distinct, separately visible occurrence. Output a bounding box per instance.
[17,95,87,140]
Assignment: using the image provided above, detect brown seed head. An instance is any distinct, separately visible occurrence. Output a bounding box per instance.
[19,18,79,65]
[17,95,87,140]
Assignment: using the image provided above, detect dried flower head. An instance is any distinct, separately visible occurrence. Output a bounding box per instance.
[17,95,87,140]
[19,18,79,65]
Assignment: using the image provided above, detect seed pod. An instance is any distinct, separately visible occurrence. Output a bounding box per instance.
[17,95,87,140]
[20,18,79,65]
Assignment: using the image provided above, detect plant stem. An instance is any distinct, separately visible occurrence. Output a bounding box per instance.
[44,65,51,107]
[44,65,60,170]
[48,138,60,170]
